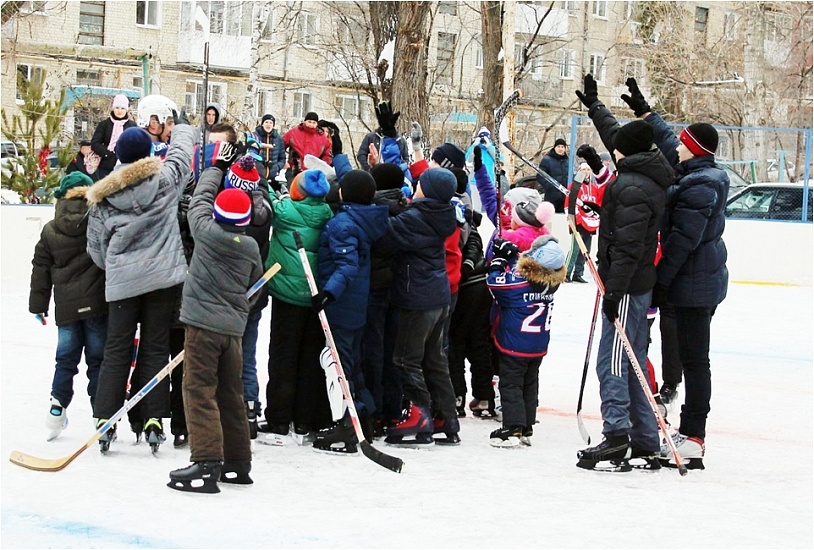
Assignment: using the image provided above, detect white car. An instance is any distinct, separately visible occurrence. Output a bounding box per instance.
[1,140,27,181]
[725,182,812,222]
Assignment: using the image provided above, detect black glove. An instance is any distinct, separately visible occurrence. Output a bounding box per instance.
[489,257,509,272]
[491,238,519,262]
[602,293,621,322]
[620,77,652,117]
[576,144,603,175]
[175,108,191,126]
[375,101,400,138]
[318,120,343,156]
[473,145,483,172]
[575,74,599,109]
[650,284,668,309]
[580,201,601,217]
[212,141,237,172]
[311,290,335,312]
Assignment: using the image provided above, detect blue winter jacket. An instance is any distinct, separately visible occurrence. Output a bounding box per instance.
[317,202,389,330]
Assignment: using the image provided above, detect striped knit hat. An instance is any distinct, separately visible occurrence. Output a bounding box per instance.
[679,123,718,157]
[213,188,252,226]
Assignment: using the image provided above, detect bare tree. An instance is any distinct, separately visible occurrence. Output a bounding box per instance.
[391,2,431,139]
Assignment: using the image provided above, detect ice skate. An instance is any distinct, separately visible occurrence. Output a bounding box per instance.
[167,461,222,494]
[384,432,436,449]
[660,434,705,470]
[385,402,434,449]
[577,435,632,472]
[659,382,680,406]
[220,461,253,485]
[313,416,358,454]
[246,401,258,441]
[489,426,523,448]
[257,423,288,446]
[96,418,117,454]
[144,418,166,455]
[173,433,188,448]
[432,416,461,445]
[520,426,533,446]
[45,397,68,441]
[455,396,466,418]
[468,398,498,418]
[630,448,662,471]
[291,423,314,446]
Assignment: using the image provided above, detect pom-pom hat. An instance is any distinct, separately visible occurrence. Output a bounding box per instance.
[213,188,252,226]
[225,155,260,191]
[512,197,555,228]
[289,170,330,201]
[679,123,719,157]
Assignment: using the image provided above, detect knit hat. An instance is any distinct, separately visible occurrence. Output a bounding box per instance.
[679,123,718,157]
[431,143,466,169]
[512,197,555,228]
[599,151,612,162]
[304,111,319,122]
[213,188,252,226]
[112,94,129,109]
[525,235,565,270]
[54,171,93,199]
[418,168,456,202]
[289,169,330,201]
[115,127,153,163]
[613,120,653,157]
[370,163,406,191]
[340,170,377,205]
[504,186,539,208]
[477,126,491,139]
[225,155,260,191]
[261,114,276,124]
[554,138,567,147]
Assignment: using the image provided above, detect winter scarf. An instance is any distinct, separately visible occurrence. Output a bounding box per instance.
[108,112,130,152]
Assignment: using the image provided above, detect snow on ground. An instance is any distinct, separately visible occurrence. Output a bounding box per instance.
[1,278,812,549]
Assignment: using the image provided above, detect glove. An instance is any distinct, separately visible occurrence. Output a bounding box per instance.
[375,101,400,138]
[491,238,519,262]
[175,108,191,126]
[489,257,509,272]
[576,144,603,175]
[318,120,343,156]
[409,121,423,151]
[580,201,601,217]
[602,294,621,322]
[620,77,652,117]
[650,284,668,309]
[473,145,483,172]
[575,74,599,109]
[212,141,237,172]
[34,312,47,325]
[311,290,335,312]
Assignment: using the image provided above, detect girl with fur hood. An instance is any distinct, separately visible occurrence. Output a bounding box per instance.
[486,235,567,448]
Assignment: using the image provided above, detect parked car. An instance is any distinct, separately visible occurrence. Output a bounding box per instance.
[725,182,812,222]
[1,140,27,180]
[721,165,752,197]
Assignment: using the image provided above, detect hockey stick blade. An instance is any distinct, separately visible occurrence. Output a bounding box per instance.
[577,413,591,445]
[9,263,282,472]
[360,441,403,473]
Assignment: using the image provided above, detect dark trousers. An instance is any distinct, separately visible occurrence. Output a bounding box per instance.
[675,306,716,439]
[330,325,376,417]
[51,316,108,409]
[659,304,682,385]
[94,285,178,421]
[448,280,495,402]
[265,298,330,430]
[169,326,187,435]
[361,288,402,421]
[182,325,251,463]
[498,353,541,428]
[392,306,456,418]
[566,226,593,278]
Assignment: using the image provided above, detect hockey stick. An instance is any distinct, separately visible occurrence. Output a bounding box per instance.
[9,263,282,472]
[576,288,601,445]
[499,137,687,474]
[293,231,404,474]
[493,90,522,237]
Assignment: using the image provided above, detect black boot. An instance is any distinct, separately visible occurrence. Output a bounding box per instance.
[220,461,253,485]
[167,461,222,493]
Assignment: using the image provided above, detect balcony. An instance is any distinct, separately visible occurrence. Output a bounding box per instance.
[176,31,251,70]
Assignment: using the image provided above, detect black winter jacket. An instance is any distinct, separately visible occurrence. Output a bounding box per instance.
[369,188,409,290]
[537,148,569,209]
[90,114,137,178]
[29,187,107,326]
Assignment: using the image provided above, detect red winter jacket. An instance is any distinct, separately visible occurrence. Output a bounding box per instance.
[282,124,332,173]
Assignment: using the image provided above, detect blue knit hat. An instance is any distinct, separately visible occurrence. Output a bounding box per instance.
[115,127,153,163]
[418,167,456,202]
[213,188,252,226]
[290,169,330,200]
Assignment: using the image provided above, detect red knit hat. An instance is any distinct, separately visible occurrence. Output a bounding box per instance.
[213,188,252,226]
[679,123,718,157]
[225,155,260,191]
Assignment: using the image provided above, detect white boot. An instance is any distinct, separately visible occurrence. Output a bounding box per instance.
[660,433,705,470]
[45,397,68,441]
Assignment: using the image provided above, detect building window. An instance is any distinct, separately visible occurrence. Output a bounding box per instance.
[592,0,607,18]
[16,64,46,101]
[136,0,159,26]
[225,0,252,37]
[589,53,606,83]
[260,7,274,41]
[179,1,250,36]
[334,95,369,122]
[291,91,312,120]
[254,88,274,119]
[474,40,483,69]
[694,6,708,33]
[559,49,574,79]
[624,1,637,19]
[297,13,318,46]
[78,1,105,45]
[438,1,457,16]
[184,80,226,115]
[619,57,644,84]
[764,10,792,42]
[132,75,144,92]
[562,1,579,16]
[437,32,456,86]
[76,70,101,86]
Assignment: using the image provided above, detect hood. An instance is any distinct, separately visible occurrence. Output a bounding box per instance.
[617,149,674,190]
[205,102,222,128]
[516,256,567,289]
[53,186,91,237]
[374,188,408,215]
[85,156,163,211]
[411,200,457,240]
[342,203,389,243]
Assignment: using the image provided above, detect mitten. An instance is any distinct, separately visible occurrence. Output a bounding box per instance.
[489,257,509,272]
[602,293,621,322]
[473,145,483,172]
[375,101,400,138]
[620,77,652,117]
[576,144,603,175]
[575,74,599,109]
[491,238,519,262]
[311,290,335,312]
[409,122,423,151]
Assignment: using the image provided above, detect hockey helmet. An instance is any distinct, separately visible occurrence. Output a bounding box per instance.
[137,94,178,128]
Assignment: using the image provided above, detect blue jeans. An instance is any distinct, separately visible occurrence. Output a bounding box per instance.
[51,316,108,409]
[242,308,263,413]
[595,291,658,452]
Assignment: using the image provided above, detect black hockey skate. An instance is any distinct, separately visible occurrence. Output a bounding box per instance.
[577,435,632,472]
[96,419,117,454]
[130,420,143,443]
[468,398,498,418]
[173,433,188,448]
[313,417,358,454]
[489,426,523,448]
[455,396,466,418]
[384,432,435,449]
[630,448,662,471]
[167,461,222,494]
[144,418,166,455]
[220,461,253,485]
[659,382,680,405]
[246,401,258,441]
[432,416,461,445]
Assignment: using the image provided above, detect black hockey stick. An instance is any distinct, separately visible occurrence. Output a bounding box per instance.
[10,263,282,472]
[577,288,601,444]
[493,90,521,236]
[293,231,404,474]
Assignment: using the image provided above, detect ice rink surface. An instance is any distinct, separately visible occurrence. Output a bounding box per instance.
[1,278,812,548]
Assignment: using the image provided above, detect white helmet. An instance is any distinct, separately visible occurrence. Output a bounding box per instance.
[136,94,178,128]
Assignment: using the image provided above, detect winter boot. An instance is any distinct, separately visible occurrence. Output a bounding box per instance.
[144,418,166,454]
[385,402,434,448]
[660,434,705,470]
[659,382,680,405]
[313,416,358,454]
[489,426,523,448]
[220,461,253,485]
[468,398,497,418]
[577,434,631,472]
[168,461,222,494]
[46,397,68,441]
[432,416,461,445]
[96,418,117,454]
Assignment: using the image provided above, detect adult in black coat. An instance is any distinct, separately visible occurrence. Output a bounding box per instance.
[90,94,136,180]
[537,138,569,212]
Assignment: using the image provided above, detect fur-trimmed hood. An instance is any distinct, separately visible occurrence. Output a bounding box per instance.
[86,157,163,210]
[516,256,567,288]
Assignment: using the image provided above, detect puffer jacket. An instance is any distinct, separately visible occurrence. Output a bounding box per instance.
[282,123,332,174]
[253,125,286,181]
[29,186,107,326]
[180,167,263,337]
[369,188,409,290]
[86,125,194,302]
